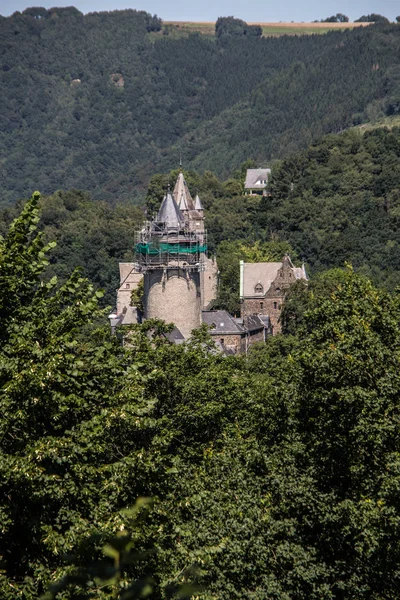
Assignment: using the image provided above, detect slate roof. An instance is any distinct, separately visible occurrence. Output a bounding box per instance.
[165,326,185,344]
[118,306,139,325]
[156,190,184,229]
[244,168,271,189]
[202,310,245,334]
[259,315,272,328]
[245,314,266,332]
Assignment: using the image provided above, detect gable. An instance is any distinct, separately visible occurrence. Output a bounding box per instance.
[242,262,282,297]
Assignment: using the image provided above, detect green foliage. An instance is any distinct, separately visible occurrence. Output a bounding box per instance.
[0,189,143,307]
[215,16,262,38]
[322,13,349,23]
[215,239,295,313]
[42,498,201,600]
[1,13,400,205]
[265,126,400,289]
[3,193,400,599]
[0,194,146,597]
[280,268,349,335]
[355,13,389,23]
[131,278,144,314]
[286,269,400,596]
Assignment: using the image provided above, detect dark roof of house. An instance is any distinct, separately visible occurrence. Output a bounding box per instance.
[245,314,266,332]
[165,326,185,344]
[202,310,245,334]
[259,315,271,328]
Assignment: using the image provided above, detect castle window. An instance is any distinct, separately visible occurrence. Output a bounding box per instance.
[254,282,264,294]
[126,283,130,289]
[220,338,225,345]
[274,302,277,310]
[260,301,264,310]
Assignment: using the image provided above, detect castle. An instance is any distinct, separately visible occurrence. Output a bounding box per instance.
[114,172,218,337]
[112,171,307,352]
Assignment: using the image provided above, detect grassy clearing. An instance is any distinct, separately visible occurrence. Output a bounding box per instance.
[356,115,400,132]
[161,21,214,39]
[161,21,372,38]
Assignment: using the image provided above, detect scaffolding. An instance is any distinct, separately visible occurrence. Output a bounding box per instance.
[135,220,207,272]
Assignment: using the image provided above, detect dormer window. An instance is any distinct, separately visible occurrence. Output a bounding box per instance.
[254,282,264,294]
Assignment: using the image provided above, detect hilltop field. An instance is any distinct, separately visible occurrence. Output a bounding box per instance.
[162,20,372,37]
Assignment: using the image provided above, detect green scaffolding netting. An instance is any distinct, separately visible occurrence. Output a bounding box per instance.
[136,243,207,256]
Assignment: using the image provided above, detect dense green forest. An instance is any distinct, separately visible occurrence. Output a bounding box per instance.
[2,125,398,311]
[1,7,400,205]
[2,191,400,599]
[3,7,400,599]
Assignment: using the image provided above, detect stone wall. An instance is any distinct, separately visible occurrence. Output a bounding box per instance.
[246,327,265,346]
[117,263,143,319]
[145,268,202,339]
[201,255,218,309]
[241,258,299,335]
[210,332,244,354]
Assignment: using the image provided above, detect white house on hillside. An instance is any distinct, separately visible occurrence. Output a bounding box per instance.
[244,168,271,195]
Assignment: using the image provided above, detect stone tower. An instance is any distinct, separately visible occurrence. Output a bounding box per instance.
[135,178,207,339]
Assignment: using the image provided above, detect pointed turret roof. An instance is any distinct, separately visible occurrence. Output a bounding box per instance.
[156,189,184,229]
[194,192,203,211]
[173,172,194,211]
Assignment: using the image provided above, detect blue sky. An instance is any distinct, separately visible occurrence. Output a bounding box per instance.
[1,0,399,21]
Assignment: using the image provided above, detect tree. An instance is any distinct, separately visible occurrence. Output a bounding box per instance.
[215,16,248,37]
[0,194,152,597]
[355,13,389,22]
[42,499,201,600]
[323,13,349,22]
[287,268,400,596]
[146,13,162,32]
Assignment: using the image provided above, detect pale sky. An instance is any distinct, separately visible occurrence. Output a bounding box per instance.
[0,0,399,22]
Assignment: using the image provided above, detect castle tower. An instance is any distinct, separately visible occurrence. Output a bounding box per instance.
[135,186,206,339]
[173,172,204,235]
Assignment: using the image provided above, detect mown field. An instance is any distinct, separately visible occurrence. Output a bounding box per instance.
[162,20,372,38]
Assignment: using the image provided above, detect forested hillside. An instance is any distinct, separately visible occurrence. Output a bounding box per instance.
[1,7,400,206]
[1,125,400,310]
[265,125,400,287]
[2,193,400,599]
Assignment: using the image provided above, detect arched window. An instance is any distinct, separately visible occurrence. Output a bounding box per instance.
[254,282,263,294]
